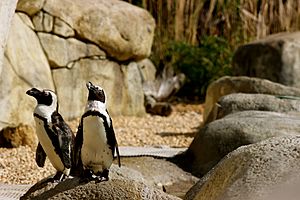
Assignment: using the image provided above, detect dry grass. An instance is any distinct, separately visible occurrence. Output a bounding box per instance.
[125,0,300,57]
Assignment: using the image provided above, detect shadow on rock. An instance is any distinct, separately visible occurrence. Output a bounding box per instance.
[20,176,83,200]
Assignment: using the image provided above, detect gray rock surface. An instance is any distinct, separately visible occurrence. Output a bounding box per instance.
[185,135,300,200]
[233,32,300,88]
[21,177,181,200]
[180,111,300,177]
[120,157,198,195]
[203,76,300,125]
[20,155,198,200]
[214,93,300,121]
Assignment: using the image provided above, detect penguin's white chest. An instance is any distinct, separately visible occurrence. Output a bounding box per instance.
[81,116,113,173]
[34,117,64,172]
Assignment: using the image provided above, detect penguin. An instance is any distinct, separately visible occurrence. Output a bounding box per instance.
[26,88,74,182]
[75,81,121,182]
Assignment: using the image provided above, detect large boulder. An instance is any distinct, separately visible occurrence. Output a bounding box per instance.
[232,32,300,88]
[0,14,54,129]
[18,0,155,61]
[20,155,198,200]
[175,111,300,177]
[203,76,300,125]
[185,135,300,200]
[213,93,300,121]
[120,157,199,198]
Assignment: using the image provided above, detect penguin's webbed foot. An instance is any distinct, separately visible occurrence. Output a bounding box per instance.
[80,169,110,183]
[101,169,109,181]
[79,169,94,183]
[94,169,109,183]
[51,171,65,183]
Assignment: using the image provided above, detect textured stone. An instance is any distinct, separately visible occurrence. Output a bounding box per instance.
[43,0,155,61]
[31,11,43,31]
[185,135,300,200]
[32,11,54,32]
[38,32,105,68]
[53,17,75,37]
[177,111,300,177]
[233,32,300,88]
[121,62,145,116]
[213,93,300,121]
[203,76,300,125]
[5,14,54,89]
[16,0,44,16]
[43,12,53,32]
[137,58,157,82]
[0,14,54,130]
[21,177,181,200]
[119,157,199,198]
[21,157,196,199]
[17,12,34,29]
[52,59,145,120]
[0,57,35,129]
[0,124,36,148]
[0,0,18,75]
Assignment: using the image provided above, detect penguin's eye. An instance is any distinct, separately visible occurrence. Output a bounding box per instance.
[44,91,49,96]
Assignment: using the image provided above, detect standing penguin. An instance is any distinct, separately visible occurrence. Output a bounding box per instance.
[26,88,74,182]
[75,81,121,182]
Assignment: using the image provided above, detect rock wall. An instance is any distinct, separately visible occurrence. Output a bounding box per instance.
[0,0,155,129]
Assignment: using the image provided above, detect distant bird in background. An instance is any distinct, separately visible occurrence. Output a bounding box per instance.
[75,81,121,182]
[26,88,74,182]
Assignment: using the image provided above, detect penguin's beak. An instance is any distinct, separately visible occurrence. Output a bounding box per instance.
[26,88,42,98]
[86,81,95,90]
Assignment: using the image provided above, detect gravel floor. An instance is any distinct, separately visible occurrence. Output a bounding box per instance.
[0,103,202,184]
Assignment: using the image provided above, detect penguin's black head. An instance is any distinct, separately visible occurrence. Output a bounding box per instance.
[86,81,106,103]
[26,88,56,106]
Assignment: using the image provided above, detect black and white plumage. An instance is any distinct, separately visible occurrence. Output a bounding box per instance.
[75,81,120,182]
[26,88,74,182]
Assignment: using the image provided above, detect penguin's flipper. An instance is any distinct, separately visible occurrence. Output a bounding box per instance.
[53,124,72,169]
[74,121,83,168]
[36,142,47,167]
[107,119,121,167]
[51,111,73,169]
